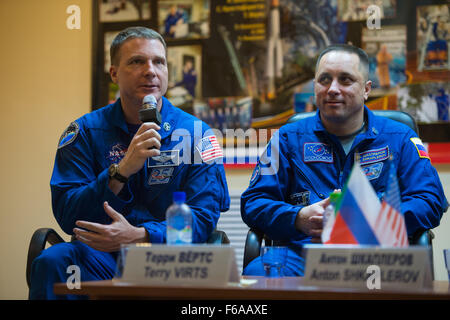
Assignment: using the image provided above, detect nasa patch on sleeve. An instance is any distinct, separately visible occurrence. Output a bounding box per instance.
[58,122,79,149]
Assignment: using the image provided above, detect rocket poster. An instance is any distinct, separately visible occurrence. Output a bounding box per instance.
[206,0,347,122]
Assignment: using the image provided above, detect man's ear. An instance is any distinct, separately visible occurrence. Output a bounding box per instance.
[364,80,372,100]
[110,65,118,84]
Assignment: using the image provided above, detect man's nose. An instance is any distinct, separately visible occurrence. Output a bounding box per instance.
[144,60,156,77]
[327,79,340,96]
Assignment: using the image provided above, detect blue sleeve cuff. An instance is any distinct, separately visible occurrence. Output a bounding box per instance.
[139,221,166,243]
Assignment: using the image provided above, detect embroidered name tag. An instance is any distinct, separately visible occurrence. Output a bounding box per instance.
[148,167,174,185]
[304,143,333,163]
[358,146,389,165]
[148,150,179,167]
[362,162,383,181]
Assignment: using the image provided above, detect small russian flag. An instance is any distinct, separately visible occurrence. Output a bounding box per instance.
[410,137,430,159]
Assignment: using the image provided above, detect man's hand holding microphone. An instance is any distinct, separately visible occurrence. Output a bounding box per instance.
[109,94,162,194]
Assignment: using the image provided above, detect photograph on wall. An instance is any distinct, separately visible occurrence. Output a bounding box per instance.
[194,97,253,134]
[398,82,450,123]
[104,31,120,73]
[362,25,407,97]
[211,0,347,121]
[337,0,396,22]
[166,45,202,111]
[416,4,450,71]
[158,0,210,40]
[99,0,151,22]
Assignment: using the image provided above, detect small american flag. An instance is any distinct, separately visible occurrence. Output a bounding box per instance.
[374,159,409,247]
[196,136,223,162]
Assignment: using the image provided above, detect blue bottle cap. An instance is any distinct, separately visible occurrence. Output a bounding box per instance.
[173,191,186,203]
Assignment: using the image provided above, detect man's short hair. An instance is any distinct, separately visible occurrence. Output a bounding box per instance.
[315,44,370,81]
[110,27,167,66]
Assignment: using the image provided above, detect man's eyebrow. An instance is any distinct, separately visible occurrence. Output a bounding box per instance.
[317,71,355,78]
[126,54,166,61]
[338,72,355,78]
[126,54,146,62]
[317,72,331,78]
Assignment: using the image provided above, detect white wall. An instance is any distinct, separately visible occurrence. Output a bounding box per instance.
[0,0,92,299]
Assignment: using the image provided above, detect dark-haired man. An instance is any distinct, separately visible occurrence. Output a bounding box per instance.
[29,27,229,299]
[241,44,447,276]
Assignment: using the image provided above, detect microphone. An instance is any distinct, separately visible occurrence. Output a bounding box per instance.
[139,94,162,125]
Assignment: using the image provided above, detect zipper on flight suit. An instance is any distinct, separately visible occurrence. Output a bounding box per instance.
[293,164,322,200]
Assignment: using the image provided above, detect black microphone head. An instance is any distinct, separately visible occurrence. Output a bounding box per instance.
[139,94,161,125]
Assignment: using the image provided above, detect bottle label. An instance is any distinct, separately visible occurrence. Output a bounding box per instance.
[167,225,192,244]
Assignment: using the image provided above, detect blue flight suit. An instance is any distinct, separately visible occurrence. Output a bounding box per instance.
[29,97,230,299]
[176,68,197,98]
[241,106,448,276]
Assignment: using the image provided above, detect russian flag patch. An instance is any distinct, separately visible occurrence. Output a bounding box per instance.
[410,137,430,159]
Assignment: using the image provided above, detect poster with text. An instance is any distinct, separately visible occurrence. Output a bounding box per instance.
[210,0,347,120]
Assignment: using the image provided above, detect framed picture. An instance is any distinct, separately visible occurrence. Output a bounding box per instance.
[362,25,407,97]
[104,31,120,73]
[416,4,450,71]
[194,96,253,134]
[166,44,202,111]
[99,0,151,23]
[398,82,450,123]
[337,0,396,22]
[158,0,210,40]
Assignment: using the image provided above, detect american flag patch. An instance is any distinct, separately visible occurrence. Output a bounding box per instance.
[196,136,223,162]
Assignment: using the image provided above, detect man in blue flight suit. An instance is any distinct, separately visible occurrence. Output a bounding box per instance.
[29,27,230,299]
[241,44,448,276]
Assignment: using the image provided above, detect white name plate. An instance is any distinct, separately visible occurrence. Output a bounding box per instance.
[303,245,433,291]
[116,244,239,287]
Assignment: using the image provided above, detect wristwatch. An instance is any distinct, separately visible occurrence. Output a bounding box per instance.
[108,163,128,183]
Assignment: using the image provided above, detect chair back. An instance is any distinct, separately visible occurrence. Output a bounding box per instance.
[287,110,418,134]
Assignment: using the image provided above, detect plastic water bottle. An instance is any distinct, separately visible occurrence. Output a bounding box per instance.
[166,192,193,245]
